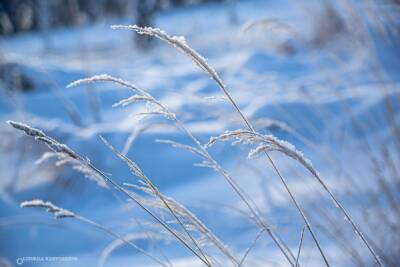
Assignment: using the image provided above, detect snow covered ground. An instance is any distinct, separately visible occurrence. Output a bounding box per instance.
[1,0,399,266]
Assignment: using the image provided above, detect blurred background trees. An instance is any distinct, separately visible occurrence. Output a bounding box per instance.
[0,0,224,36]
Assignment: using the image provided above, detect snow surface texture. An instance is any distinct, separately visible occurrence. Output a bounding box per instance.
[0,0,399,266]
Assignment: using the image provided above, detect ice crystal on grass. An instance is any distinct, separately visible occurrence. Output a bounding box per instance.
[68,74,177,122]
[20,199,75,219]
[111,95,152,108]
[207,129,318,178]
[7,120,78,160]
[156,139,207,159]
[111,25,224,89]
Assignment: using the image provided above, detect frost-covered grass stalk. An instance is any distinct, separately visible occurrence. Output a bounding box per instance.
[110,24,384,267]
[20,199,167,266]
[7,120,210,267]
[68,74,296,266]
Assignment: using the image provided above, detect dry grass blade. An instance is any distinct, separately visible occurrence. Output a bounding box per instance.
[20,200,167,266]
[241,18,297,36]
[20,199,75,219]
[38,149,108,188]
[99,136,145,179]
[295,226,306,267]
[9,120,107,188]
[7,120,78,160]
[111,25,217,82]
[253,118,295,134]
[98,232,171,267]
[67,74,147,98]
[112,95,153,108]
[238,229,265,267]
[156,139,208,159]
[67,74,176,121]
[122,123,164,156]
[207,129,316,178]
